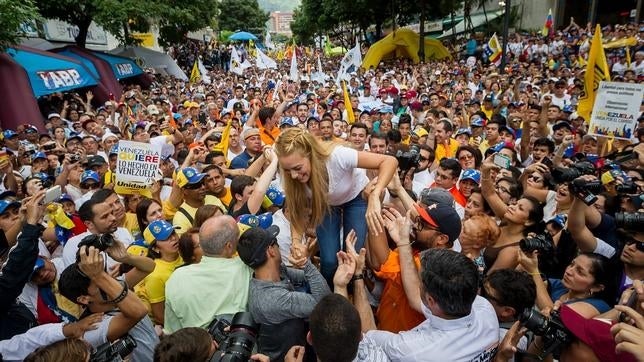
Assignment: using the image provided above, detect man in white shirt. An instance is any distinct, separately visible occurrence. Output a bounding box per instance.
[363,249,499,362]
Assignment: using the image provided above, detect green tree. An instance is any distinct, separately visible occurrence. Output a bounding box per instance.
[218,0,269,35]
[0,0,40,49]
[34,0,218,48]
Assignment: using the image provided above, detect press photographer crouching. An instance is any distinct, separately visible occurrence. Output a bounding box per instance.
[58,239,159,361]
[153,315,270,362]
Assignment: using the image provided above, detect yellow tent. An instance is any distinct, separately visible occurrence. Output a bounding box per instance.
[362,29,451,70]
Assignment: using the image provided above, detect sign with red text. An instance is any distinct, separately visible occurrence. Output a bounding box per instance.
[114,141,161,197]
[588,82,644,140]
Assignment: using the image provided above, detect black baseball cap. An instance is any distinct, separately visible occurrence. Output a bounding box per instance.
[237,226,280,268]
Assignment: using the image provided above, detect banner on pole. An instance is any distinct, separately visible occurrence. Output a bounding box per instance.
[588,81,644,140]
[114,141,161,197]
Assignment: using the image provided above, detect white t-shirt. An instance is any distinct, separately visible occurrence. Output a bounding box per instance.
[62,228,135,269]
[326,146,369,206]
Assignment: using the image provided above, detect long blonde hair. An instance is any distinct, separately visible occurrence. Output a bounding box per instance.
[274,128,332,233]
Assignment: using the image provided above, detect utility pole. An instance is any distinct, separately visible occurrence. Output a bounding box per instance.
[499,0,511,73]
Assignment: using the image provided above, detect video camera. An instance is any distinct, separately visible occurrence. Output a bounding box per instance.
[91,334,137,362]
[551,161,595,184]
[208,312,259,362]
[392,144,420,173]
[76,233,115,263]
[519,308,573,360]
[615,212,644,231]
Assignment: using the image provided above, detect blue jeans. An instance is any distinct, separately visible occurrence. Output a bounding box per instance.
[316,194,368,284]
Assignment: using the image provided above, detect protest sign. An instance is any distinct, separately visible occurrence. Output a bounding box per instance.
[588,81,644,140]
[114,140,161,197]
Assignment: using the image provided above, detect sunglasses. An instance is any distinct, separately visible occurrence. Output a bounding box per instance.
[414,216,439,233]
[625,238,644,252]
[81,182,100,190]
[183,181,204,190]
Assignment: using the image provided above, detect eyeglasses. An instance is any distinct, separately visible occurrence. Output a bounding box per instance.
[625,238,644,252]
[81,182,100,190]
[495,185,511,194]
[183,181,204,190]
[414,216,439,233]
[529,175,543,183]
[458,154,474,161]
[419,156,429,162]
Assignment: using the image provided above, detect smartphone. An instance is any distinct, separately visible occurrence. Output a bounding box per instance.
[618,289,640,323]
[43,185,62,205]
[493,154,512,169]
[43,143,56,151]
[541,157,553,167]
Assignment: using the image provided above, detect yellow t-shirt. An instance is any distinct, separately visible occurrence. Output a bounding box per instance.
[122,212,139,238]
[434,138,459,163]
[135,256,184,323]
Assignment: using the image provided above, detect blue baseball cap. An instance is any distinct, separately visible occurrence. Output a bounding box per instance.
[57,193,74,203]
[2,130,18,139]
[546,214,567,229]
[143,220,178,244]
[109,145,119,156]
[470,117,485,127]
[455,128,472,137]
[30,257,46,279]
[265,186,285,207]
[279,117,295,128]
[0,199,20,214]
[32,151,47,161]
[80,170,100,184]
[461,169,481,185]
[257,212,274,229]
[176,167,206,188]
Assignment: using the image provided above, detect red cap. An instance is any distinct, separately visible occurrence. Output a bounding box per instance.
[409,101,423,111]
[559,304,637,362]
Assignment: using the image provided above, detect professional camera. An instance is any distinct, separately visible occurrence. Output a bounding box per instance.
[208,317,231,346]
[91,334,137,362]
[210,312,259,362]
[78,233,115,252]
[551,161,595,183]
[519,308,572,360]
[615,212,644,231]
[519,234,554,255]
[394,144,420,172]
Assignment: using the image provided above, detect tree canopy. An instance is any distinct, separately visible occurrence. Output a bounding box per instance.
[0,0,40,49]
[218,0,269,35]
[33,0,218,48]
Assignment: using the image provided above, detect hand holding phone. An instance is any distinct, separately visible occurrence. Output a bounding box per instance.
[42,185,62,205]
[493,154,511,169]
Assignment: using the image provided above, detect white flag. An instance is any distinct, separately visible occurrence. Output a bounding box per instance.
[198,59,211,84]
[336,38,362,85]
[311,55,326,83]
[265,31,275,50]
[289,47,299,82]
[230,47,251,75]
[255,47,277,69]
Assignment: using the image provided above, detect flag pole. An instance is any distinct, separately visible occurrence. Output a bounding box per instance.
[499,0,511,74]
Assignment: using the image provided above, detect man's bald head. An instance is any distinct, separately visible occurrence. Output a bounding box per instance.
[199,215,239,256]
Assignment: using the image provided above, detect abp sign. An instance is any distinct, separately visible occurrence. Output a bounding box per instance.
[36,69,83,90]
[116,63,134,77]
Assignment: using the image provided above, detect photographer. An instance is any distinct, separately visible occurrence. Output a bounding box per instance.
[0,191,46,340]
[236,225,331,361]
[58,245,158,361]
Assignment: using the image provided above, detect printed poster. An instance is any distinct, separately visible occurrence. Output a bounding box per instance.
[114,140,161,197]
[588,82,644,140]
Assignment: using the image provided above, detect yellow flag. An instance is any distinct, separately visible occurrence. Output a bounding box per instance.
[577,24,610,122]
[46,204,75,229]
[626,47,631,67]
[342,81,355,124]
[190,59,201,84]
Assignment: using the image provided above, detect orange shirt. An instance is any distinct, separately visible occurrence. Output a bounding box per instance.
[257,122,280,146]
[429,182,468,207]
[374,249,425,333]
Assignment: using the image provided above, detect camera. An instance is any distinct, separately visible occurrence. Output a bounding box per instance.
[208,317,231,346]
[615,212,644,231]
[209,312,258,362]
[70,153,81,163]
[78,233,115,252]
[519,308,572,360]
[520,234,554,255]
[551,161,595,183]
[393,144,420,172]
[91,334,137,362]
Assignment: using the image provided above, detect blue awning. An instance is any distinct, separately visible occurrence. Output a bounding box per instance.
[56,49,100,79]
[92,51,144,80]
[7,47,98,97]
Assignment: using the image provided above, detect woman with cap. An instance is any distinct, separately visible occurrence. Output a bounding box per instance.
[274,128,397,283]
[135,220,183,325]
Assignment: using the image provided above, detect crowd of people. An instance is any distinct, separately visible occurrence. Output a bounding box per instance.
[0,18,643,362]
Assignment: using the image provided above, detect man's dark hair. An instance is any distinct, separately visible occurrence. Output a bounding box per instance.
[420,249,478,317]
[203,164,223,175]
[230,175,256,198]
[154,327,212,362]
[91,189,115,204]
[490,114,507,127]
[439,158,462,179]
[58,264,91,305]
[533,137,555,153]
[368,132,388,147]
[205,151,225,164]
[398,114,412,125]
[309,294,361,362]
[258,107,276,124]
[349,122,369,134]
[485,269,536,319]
[437,119,453,133]
[386,129,401,143]
[78,198,101,222]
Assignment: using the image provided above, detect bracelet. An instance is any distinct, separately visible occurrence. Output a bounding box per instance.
[351,274,364,282]
[397,242,413,248]
[107,280,129,304]
[389,192,399,198]
[529,272,541,276]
